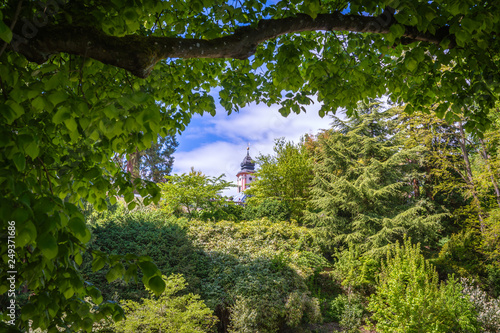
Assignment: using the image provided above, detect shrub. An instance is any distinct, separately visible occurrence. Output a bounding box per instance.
[243,198,292,222]
[113,274,217,333]
[461,278,500,333]
[84,212,325,332]
[83,210,208,301]
[434,229,484,280]
[199,204,244,222]
[368,238,479,333]
[189,219,323,332]
[332,244,379,295]
[326,294,364,333]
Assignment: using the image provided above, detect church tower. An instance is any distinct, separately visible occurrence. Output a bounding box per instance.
[236,146,255,193]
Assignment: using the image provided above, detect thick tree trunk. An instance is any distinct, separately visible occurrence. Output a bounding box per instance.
[127,149,140,180]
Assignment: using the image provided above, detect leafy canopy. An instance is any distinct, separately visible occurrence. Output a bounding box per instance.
[1,0,500,331]
[246,138,313,221]
[159,169,233,218]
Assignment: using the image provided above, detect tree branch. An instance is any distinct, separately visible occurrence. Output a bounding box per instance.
[11,11,450,78]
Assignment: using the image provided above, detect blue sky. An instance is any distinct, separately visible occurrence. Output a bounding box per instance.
[172,100,334,196]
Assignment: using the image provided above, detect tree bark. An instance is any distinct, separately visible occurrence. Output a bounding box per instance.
[10,10,452,78]
[413,178,420,198]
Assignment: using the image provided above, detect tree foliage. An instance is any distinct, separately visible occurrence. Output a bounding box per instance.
[159,169,233,219]
[129,134,179,183]
[307,102,445,254]
[368,239,479,333]
[1,0,500,331]
[246,138,312,221]
[114,274,217,333]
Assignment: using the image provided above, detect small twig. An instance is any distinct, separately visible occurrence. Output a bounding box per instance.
[38,157,54,195]
[0,0,24,59]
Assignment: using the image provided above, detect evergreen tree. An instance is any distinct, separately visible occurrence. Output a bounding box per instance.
[140,135,178,183]
[126,134,179,183]
[307,101,445,254]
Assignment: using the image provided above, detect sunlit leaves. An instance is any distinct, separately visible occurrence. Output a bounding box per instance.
[0,12,12,43]
[1,0,500,331]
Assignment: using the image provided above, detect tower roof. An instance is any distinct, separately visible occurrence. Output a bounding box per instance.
[240,146,255,172]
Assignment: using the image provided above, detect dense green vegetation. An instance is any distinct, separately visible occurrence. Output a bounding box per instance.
[69,102,500,333]
[2,0,500,332]
[83,206,326,332]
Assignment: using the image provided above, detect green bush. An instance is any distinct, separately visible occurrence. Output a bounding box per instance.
[84,210,326,332]
[325,294,364,332]
[243,198,292,222]
[114,274,217,333]
[368,239,479,333]
[434,230,484,280]
[332,244,379,295]
[199,204,244,222]
[189,219,324,332]
[83,209,208,301]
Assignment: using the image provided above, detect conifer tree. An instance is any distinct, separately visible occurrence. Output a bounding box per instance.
[126,134,178,183]
[307,101,445,254]
[140,135,178,183]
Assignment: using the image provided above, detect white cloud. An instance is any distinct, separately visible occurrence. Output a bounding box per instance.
[172,102,333,196]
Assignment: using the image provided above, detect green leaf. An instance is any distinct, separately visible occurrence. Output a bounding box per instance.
[25,140,40,159]
[106,263,125,282]
[68,217,91,242]
[12,207,30,223]
[138,261,158,279]
[405,58,418,72]
[63,287,75,299]
[64,118,79,133]
[87,286,103,304]
[38,234,59,259]
[435,103,448,118]
[123,8,139,22]
[52,106,70,124]
[390,24,406,38]
[92,256,106,272]
[32,96,46,112]
[124,264,138,283]
[47,91,69,106]
[148,276,166,297]
[17,221,37,248]
[0,19,12,43]
[74,251,83,265]
[45,72,63,91]
[6,100,24,120]
[13,152,26,171]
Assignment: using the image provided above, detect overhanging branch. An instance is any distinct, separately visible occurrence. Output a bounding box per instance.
[11,11,450,78]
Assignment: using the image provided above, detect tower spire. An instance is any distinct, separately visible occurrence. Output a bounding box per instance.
[236,144,255,194]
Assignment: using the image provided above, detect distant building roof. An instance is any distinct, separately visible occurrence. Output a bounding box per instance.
[233,192,249,204]
[240,147,255,172]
